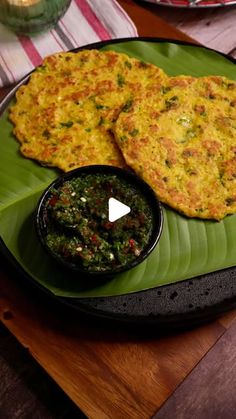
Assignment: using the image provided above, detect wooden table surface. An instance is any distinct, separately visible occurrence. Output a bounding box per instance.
[139,0,236,58]
[1,0,236,418]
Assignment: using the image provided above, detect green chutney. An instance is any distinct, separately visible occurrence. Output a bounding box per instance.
[44,173,153,272]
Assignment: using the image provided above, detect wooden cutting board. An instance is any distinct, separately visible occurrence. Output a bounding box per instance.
[1,1,236,417]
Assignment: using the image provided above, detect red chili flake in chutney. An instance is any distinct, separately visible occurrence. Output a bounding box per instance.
[45,173,153,272]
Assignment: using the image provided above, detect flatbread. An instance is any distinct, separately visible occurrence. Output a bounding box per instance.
[9,49,166,171]
[114,75,236,220]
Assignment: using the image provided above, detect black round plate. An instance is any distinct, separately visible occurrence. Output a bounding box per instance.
[1,37,236,328]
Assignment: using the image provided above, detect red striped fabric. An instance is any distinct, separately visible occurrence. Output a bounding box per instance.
[0,0,138,87]
[18,36,42,67]
[0,52,15,83]
[49,29,67,51]
[59,19,78,47]
[75,0,111,40]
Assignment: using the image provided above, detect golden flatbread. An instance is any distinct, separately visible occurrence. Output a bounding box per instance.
[9,49,166,171]
[114,75,236,220]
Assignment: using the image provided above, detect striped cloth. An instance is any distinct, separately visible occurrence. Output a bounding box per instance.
[0,0,138,87]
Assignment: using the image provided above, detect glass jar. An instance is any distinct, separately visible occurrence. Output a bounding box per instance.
[0,0,71,34]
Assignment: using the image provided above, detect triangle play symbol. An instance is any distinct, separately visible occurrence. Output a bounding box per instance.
[108,197,131,222]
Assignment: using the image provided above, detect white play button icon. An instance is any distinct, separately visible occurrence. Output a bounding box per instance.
[108,197,131,222]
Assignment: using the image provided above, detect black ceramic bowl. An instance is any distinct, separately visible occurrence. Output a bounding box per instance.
[35,165,163,279]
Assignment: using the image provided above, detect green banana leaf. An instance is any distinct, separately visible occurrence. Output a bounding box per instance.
[0,39,236,298]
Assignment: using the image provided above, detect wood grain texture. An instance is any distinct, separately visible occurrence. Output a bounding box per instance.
[0,265,228,419]
[118,0,197,41]
[153,319,236,419]
[218,309,236,329]
[0,323,81,419]
[1,1,236,417]
[139,1,236,57]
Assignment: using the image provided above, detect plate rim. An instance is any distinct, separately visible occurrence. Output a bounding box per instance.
[1,36,236,115]
[1,36,236,327]
[141,0,236,9]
